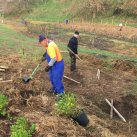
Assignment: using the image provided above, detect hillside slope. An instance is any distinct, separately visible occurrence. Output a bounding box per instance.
[1,21,137,137]
[1,0,137,23]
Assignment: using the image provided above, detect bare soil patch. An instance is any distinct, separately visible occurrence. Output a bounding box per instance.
[0,54,137,137]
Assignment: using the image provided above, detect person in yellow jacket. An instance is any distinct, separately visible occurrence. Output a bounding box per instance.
[39,34,64,94]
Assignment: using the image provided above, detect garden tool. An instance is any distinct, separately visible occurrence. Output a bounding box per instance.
[22,63,40,84]
[67,48,82,61]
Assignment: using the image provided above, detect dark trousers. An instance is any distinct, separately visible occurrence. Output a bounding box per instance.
[69,52,76,71]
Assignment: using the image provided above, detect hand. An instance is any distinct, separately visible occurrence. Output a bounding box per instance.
[41,57,46,62]
[45,66,52,72]
[43,52,47,57]
[75,53,78,57]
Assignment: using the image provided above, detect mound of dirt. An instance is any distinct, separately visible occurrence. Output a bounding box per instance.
[113,60,136,74]
[114,94,137,120]
[1,53,137,137]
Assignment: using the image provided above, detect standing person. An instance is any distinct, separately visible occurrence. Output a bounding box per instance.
[39,34,64,95]
[67,31,79,71]
[65,19,69,24]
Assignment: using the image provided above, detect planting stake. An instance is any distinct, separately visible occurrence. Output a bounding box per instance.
[0,80,13,83]
[96,69,100,80]
[0,66,8,69]
[110,99,113,119]
[0,78,3,81]
[0,69,5,72]
[105,99,126,122]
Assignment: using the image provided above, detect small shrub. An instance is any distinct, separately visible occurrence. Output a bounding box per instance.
[55,93,80,117]
[10,117,36,137]
[0,94,8,116]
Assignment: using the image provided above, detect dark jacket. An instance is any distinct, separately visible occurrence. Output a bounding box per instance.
[67,36,78,54]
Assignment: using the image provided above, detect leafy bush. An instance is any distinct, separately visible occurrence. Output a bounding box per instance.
[0,94,8,116]
[55,93,80,117]
[10,117,36,137]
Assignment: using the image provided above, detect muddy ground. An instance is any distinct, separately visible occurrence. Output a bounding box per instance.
[0,52,137,137]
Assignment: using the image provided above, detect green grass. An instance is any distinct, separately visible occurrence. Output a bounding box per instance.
[127,79,137,95]
[23,0,137,28]
[0,24,43,61]
[58,42,137,63]
[25,0,72,22]
[1,24,137,65]
[4,0,137,28]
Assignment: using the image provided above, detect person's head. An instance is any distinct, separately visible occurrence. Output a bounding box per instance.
[74,31,79,38]
[38,34,48,47]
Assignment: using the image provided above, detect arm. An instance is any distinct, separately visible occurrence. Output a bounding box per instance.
[45,57,57,72]
[45,45,56,72]
[48,57,56,66]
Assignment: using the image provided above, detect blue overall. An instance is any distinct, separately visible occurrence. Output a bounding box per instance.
[44,52,64,94]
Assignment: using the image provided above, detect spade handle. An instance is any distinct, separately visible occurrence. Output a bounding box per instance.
[30,64,40,78]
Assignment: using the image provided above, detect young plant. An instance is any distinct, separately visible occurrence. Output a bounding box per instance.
[56,93,89,127]
[10,117,36,137]
[55,93,80,117]
[0,94,8,116]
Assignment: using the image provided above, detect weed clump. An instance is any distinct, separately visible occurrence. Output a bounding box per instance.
[0,94,8,116]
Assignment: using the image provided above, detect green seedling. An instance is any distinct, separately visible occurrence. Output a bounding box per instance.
[0,94,8,116]
[10,117,36,137]
[55,93,80,117]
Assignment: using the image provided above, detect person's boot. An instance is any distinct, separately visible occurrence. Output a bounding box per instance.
[55,92,65,101]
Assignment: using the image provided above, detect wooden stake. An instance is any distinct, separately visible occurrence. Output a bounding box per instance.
[0,69,5,72]
[0,80,13,83]
[110,99,113,119]
[96,69,100,80]
[105,99,126,122]
[0,66,8,69]
[63,75,80,84]
[0,78,3,81]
